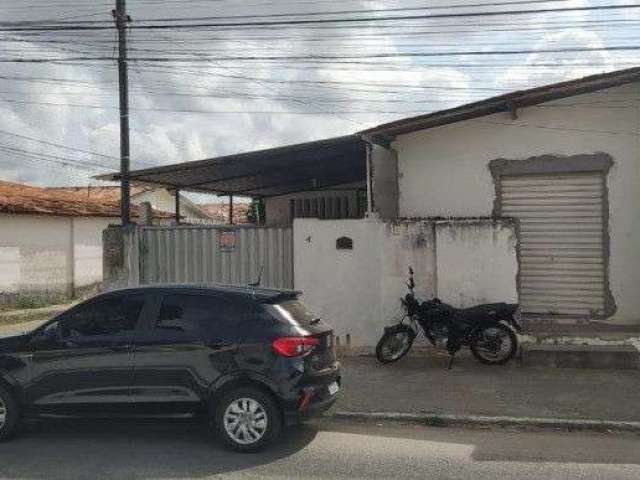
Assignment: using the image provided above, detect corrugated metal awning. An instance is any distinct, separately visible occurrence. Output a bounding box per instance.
[96,135,367,198]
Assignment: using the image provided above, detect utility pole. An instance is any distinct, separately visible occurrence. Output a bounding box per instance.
[113,0,131,225]
[229,195,234,225]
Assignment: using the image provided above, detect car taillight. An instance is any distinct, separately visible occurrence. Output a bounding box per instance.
[272,336,320,357]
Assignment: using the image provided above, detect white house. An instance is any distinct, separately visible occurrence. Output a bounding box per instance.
[0,181,172,303]
[49,185,215,225]
[98,67,640,347]
[294,67,640,344]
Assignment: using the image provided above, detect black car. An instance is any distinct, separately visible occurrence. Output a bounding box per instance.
[0,285,341,451]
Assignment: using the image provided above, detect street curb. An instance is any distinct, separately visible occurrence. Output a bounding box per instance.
[330,411,640,433]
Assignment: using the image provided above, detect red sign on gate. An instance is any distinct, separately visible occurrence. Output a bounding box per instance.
[219,230,236,251]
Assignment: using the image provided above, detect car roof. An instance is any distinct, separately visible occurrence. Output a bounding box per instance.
[103,283,302,303]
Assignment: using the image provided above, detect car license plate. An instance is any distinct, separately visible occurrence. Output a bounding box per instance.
[328,381,340,396]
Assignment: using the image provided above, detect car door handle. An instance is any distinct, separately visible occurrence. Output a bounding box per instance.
[61,339,79,349]
[107,344,131,353]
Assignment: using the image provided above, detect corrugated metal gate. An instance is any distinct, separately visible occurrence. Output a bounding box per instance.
[500,173,606,317]
[138,225,293,289]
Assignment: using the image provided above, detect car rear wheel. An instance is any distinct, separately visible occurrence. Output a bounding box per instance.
[0,385,19,442]
[214,386,282,452]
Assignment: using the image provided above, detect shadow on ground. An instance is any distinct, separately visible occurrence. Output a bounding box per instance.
[322,418,640,465]
[0,419,316,480]
[338,356,640,422]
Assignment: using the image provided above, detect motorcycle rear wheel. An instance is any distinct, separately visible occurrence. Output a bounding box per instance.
[376,325,415,364]
[470,323,518,365]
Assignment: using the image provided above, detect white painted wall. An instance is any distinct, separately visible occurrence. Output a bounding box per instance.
[436,220,518,307]
[294,217,516,347]
[0,214,115,299]
[294,218,384,347]
[392,83,640,325]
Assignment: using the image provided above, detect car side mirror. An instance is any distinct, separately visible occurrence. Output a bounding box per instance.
[31,322,62,346]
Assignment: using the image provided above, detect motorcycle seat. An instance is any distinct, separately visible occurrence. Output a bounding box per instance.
[451,303,511,322]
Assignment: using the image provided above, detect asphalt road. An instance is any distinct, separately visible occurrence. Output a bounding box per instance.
[1,419,639,479]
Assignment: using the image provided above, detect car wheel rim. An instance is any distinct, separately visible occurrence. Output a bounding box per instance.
[223,398,268,445]
[0,396,6,430]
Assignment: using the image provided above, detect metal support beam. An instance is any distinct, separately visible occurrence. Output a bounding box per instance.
[174,189,181,225]
[365,142,374,216]
[507,100,519,120]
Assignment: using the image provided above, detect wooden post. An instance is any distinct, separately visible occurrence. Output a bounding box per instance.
[229,195,234,225]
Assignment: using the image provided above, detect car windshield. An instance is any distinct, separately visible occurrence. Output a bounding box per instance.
[268,299,319,327]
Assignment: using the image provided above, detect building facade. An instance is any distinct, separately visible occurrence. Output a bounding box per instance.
[294,71,640,345]
[0,181,171,303]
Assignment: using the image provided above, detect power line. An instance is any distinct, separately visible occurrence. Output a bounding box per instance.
[0,143,115,170]
[125,3,640,28]
[0,147,106,173]
[140,0,575,22]
[0,128,119,160]
[0,0,573,25]
[1,4,640,31]
[2,44,640,63]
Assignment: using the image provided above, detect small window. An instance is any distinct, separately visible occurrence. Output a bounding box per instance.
[336,236,353,250]
[157,294,250,339]
[62,295,144,338]
[267,298,319,327]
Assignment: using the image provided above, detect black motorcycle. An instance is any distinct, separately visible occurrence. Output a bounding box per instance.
[376,267,522,367]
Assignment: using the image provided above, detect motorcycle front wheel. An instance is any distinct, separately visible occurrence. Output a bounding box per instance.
[376,325,415,364]
[470,323,518,365]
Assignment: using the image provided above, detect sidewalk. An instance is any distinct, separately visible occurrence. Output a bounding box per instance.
[336,355,640,423]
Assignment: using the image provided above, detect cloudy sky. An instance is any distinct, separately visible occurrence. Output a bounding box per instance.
[0,0,637,198]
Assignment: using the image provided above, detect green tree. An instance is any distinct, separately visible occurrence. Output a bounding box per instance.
[247,198,265,225]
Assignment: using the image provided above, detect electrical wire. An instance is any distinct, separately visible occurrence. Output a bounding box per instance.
[2,4,640,31]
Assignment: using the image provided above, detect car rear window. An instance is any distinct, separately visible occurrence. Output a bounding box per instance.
[156,294,253,339]
[267,299,319,327]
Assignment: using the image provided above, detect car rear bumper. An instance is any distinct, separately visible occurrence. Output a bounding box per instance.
[282,364,341,426]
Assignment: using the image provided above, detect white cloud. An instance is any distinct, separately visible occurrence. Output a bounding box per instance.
[497,28,615,90]
[0,0,633,188]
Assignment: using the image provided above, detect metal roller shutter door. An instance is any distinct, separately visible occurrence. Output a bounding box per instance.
[500,173,606,317]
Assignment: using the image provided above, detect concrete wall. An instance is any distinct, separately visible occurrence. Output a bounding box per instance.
[435,220,518,307]
[294,219,384,347]
[0,214,115,302]
[389,83,640,325]
[264,183,365,226]
[370,144,399,219]
[294,217,516,347]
